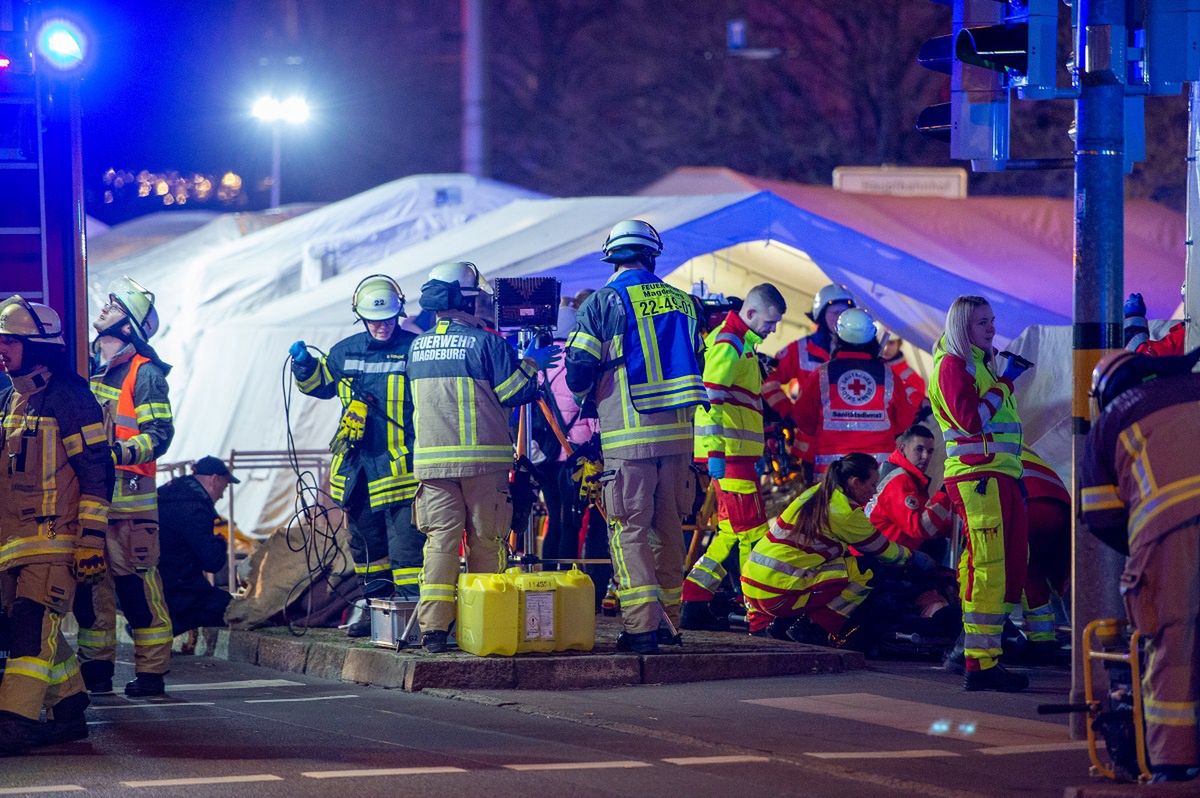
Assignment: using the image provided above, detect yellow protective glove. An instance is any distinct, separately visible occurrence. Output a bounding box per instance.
[330,399,368,456]
[571,457,604,503]
[74,530,107,584]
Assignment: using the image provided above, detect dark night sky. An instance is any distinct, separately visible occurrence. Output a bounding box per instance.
[77,2,461,224]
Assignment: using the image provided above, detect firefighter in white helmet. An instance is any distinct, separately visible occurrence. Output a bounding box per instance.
[75,276,176,698]
[565,220,707,654]
[288,274,425,636]
[407,262,558,653]
[0,297,113,754]
[762,283,856,478]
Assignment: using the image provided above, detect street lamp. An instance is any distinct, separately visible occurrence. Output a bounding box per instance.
[251,95,309,209]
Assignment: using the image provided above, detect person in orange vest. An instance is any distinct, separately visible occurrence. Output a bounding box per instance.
[762,284,855,478]
[866,424,954,555]
[74,277,175,698]
[790,308,916,477]
[1124,290,1185,356]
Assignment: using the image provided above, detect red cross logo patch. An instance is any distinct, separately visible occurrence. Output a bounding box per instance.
[836,369,877,406]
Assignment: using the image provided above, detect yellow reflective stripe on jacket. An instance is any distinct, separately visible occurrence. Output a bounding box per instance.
[110,490,158,514]
[296,358,332,393]
[412,445,513,464]
[91,382,121,402]
[495,360,536,403]
[81,421,107,446]
[78,497,108,527]
[601,422,693,450]
[566,329,603,359]
[1129,473,1200,547]
[1081,484,1124,512]
[0,535,79,567]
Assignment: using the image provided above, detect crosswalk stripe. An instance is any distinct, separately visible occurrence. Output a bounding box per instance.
[662,755,772,765]
[0,786,85,795]
[302,767,468,779]
[806,750,960,760]
[168,679,305,691]
[89,702,215,710]
[745,693,1067,748]
[977,741,1091,755]
[504,761,652,771]
[122,775,283,788]
[245,695,359,704]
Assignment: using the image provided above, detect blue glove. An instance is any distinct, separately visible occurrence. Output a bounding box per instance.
[289,340,311,364]
[908,550,938,575]
[707,456,726,480]
[1000,354,1030,383]
[523,343,562,371]
[1123,292,1146,318]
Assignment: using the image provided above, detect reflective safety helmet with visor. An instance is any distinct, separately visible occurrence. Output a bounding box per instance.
[809,283,855,325]
[835,307,877,345]
[352,274,406,321]
[428,261,490,296]
[0,295,65,345]
[104,276,159,340]
[602,219,663,264]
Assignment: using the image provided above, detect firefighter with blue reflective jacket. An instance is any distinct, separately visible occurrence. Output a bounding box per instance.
[289,274,423,636]
[0,298,113,754]
[565,220,707,654]
[75,276,175,698]
[408,262,560,653]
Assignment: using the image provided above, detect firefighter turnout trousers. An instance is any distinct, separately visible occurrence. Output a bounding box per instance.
[604,453,693,634]
[0,563,87,721]
[414,471,512,633]
[945,475,1029,672]
[75,517,173,678]
[345,478,424,601]
[1121,522,1200,768]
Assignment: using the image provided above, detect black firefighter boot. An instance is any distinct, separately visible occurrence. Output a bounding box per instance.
[41,691,90,745]
[0,710,43,756]
[80,659,114,695]
[124,672,166,698]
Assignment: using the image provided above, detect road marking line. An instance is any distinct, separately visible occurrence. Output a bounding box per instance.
[746,693,1067,748]
[168,679,305,691]
[504,761,652,771]
[978,741,1091,755]
[122,775,283,788]
[806,749,960,760]
[89,702,215,710]
[662,755,772,765]
[245,694,359,704]
[0,786,85,795]
[302,767,468,779]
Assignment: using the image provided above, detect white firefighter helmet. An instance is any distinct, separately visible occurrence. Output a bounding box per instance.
[809,283,855,324]
[835,307,877,346]
[602,219,663,263]
[106,276,159,340]
[0,296,65,345]
[428,261,490,296]
[351,274,406,321]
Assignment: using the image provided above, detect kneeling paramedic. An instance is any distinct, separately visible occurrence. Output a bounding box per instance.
[741,452,932,648]
[289,275,423,635]
[75,277,174,698]
[565,220,707,654]
[0,297,113,754]
[408,262,559,653]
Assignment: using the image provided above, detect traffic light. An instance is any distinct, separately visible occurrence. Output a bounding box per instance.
[1137,0,1200,95]
[916,0,1011,170]
[956,0,1059,100]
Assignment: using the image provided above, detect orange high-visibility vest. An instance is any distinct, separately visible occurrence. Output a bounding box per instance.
[115,354,156,478]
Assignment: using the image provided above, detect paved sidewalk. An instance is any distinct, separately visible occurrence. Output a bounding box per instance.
[181,616,864,691]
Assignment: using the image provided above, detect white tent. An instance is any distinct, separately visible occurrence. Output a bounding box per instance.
[178,190,1065,535]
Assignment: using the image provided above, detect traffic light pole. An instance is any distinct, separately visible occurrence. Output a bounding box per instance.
[1186,82,1200,354]
[1069,0,1129,739]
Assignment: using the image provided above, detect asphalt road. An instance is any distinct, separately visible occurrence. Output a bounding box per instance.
[3,648,1093,797]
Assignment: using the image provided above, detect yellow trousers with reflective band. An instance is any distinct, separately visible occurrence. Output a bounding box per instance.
[0,563,86,720]
[75,517,173,675]
[947,475,1028,672]
[683,476,767,611]
[605,454,693,634]
[414,471,511,633]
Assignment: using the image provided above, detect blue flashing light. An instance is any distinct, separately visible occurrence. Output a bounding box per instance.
[957,722,977,735]
[929,720,951,735]
[36,18,87,72]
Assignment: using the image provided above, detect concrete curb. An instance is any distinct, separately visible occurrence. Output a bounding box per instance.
[181,622,864,692]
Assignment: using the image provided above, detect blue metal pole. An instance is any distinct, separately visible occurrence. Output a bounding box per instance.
[1069,0,1129,739]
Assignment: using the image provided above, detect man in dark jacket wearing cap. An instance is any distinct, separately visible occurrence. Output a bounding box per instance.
[157,456,239,635]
